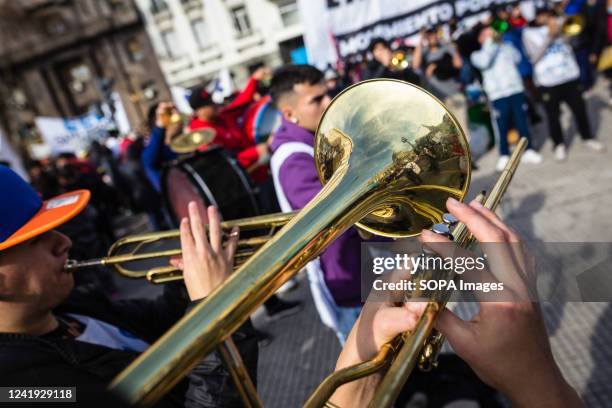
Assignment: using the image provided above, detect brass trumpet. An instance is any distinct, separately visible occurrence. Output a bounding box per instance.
[64,211,296,284]
[389,50,410,72]
[562,14,585,37]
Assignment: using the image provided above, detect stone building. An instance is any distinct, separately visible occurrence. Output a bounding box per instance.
[134,0,305,89]
[0,0,170,154]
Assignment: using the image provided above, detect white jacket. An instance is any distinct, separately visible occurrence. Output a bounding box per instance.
[522,25,580,87]
[471,39,524,101]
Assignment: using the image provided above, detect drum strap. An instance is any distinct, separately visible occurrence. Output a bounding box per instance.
[270,142,340,333]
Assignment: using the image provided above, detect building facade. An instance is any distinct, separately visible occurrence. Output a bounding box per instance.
[134,0,304,89]
[0,0,170,154]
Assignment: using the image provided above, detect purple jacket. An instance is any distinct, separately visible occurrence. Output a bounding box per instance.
[270,118,362,307]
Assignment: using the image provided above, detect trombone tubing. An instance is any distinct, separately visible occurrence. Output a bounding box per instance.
[368,138,528,407]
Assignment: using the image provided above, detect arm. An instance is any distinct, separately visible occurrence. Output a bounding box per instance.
[412,34,424,72]
[509,43,522,65]
[171,203,259,408]
[107,282,191,342]
[328,198,583,407]
[225,78,258,111]
[451,45,463,69]
[141,127,166,173]
[523,27,554,64]
[237,144,270,170]
[470,39,500,70]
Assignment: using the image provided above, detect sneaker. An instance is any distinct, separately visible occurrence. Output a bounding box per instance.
[584,139,606,152]
[554,145,567,161]
[521,149,543,164]
[495,155,510,172]
[264,299,302,321]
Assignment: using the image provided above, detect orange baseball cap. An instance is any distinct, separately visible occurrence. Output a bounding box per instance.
[0,165,90,251]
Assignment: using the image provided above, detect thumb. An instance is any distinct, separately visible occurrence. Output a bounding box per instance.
[376,302,427,340]
[434,307,476,359]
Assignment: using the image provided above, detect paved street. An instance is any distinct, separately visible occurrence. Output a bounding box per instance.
[114,80,612,407]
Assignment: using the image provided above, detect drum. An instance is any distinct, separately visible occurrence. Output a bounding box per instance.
[243,95,282,144]
[161,147,259,225]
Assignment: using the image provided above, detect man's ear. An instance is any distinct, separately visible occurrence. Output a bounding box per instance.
[280,106,295,123]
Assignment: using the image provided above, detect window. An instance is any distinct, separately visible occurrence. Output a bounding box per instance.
[126,37,145,62]
[108,0,126,10]
[150,0,168,14]
[44,15,68,36]
[230,6,252,37]
[278,0,299,27]
[68,64,91,94]
[192,19,211,49]
[161,30,183,58]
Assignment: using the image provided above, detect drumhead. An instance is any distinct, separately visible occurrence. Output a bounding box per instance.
[162,147,259,225]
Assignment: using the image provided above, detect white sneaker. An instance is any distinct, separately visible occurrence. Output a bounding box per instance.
[496,155,510,172]
[521,149,543,164]
[584,139,606,152]
[554,145,567,161]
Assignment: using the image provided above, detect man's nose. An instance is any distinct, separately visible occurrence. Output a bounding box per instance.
[51,230,73,256]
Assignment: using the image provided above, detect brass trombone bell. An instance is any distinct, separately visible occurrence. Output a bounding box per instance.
[169,128,217,154]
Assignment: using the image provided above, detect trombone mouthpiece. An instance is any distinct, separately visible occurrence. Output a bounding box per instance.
[64,258,105,272]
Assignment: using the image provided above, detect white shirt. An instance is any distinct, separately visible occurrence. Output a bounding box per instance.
[68,313,149,352]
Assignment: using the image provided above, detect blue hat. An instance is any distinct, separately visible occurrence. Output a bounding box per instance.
[0,165,90,251]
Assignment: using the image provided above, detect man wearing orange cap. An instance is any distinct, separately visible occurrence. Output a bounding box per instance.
[0,165,255,407]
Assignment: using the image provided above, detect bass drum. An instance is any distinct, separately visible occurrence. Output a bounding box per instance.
[162,147,259,225]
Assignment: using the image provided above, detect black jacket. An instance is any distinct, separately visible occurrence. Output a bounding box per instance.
[0,283,258,408]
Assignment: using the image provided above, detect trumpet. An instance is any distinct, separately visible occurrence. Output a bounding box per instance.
[561,14,585,37]
[64,211,296,284]
[389,50,410,72]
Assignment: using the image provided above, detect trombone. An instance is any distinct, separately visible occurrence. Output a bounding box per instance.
[81,79,524,407]
[108,79,475,407]
[64,211,296,284]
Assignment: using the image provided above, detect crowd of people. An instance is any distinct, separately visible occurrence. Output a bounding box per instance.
[0,1,609,407]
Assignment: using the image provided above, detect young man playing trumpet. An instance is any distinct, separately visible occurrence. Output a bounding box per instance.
[0,164,582,407]
[0,165,253,407]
